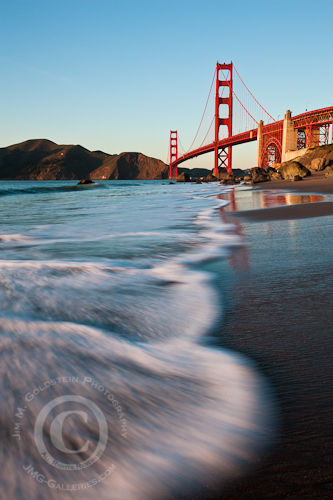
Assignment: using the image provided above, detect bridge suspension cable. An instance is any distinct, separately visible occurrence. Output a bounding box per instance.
[218,68,258,132]
[178,135,187,155]
[184,68,216,153]
[232,88,259,125]
[199,115,215,148]
[233,64,276,122]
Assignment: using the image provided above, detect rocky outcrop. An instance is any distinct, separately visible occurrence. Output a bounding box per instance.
[178,167,211,179]
[310,157,328,171]
[177,172,191,182]
[277,161,311,180]
[250,167,270,183]
[324,166,333,177]
[270,171,283,180]
[0,140,169,180]
[282,144,333,173]
[202,173,218,182]
[220,173,243,185]
[78,179,95,185]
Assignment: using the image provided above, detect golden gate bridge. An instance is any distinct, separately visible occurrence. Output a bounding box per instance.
[168,61,333,178]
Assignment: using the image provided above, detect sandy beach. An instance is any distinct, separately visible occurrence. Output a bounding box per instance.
[211,176,333,499]
[255,172,333,194]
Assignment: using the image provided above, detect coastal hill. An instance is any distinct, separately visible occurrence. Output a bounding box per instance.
[0,139,173,180]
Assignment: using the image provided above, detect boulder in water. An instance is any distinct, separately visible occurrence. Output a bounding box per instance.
[220,173,240,185]
[203,173,218,182]
[78,179,95,185]
[177,172,191,182]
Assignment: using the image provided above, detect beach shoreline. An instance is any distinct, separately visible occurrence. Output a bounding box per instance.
[252,170,333,194]
[232,172,333,222]
[212,181,333,499]
[233,201,333,222]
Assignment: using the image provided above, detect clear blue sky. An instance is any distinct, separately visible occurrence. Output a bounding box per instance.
[1,0,332,169]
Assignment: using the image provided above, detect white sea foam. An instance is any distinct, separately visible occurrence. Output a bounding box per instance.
[0,181,274,499]
[0,317,275,500]
[0,233,36,243]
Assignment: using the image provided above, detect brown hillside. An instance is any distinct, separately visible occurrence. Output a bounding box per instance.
[91,152,168,180]
[0,139,168,180]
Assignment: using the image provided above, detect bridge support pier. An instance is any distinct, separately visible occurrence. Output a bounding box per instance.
[282,110,297,162]
[256,120,264,167]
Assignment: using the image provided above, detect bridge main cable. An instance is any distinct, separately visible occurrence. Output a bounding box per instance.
[233,64,276,122]
[231,88,259,125]
[185,68,217,153]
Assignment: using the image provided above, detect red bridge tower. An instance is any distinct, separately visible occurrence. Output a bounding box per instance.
[169,130,178,179]
[213,62,233,177]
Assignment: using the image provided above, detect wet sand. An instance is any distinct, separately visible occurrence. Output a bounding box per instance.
[234,201,333,222]
[254,171,333,194]
[214,185,333,499]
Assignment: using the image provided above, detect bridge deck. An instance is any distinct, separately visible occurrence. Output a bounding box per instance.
[171,106,333,168]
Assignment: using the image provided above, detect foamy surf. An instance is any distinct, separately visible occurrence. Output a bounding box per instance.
[1,318,275,500]
[0,179,275,499]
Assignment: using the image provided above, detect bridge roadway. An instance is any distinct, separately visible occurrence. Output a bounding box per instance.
[171,106,333,169]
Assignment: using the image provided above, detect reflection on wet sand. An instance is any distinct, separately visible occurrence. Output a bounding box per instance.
[220,185,333,223]
[220,189,326,213]
[260,192,324,208]
[218,191,249,272]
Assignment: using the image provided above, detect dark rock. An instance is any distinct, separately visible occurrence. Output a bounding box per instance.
[178,167,211,179]
[221,178,235,185]
[169,181,175,184]
[324,166,333,177]
[203,173,218,182]
[310,157,328,171]
[220,173,235,182]
[195,179,202,184]
[220,173,241,185]
[219,170,232,180]
[177,172,191,182]
[275,144,333,174]
[232,169,246,179]
[250,167,270,183]
[243,175,251,182]
[277,161,311,180]
[78,179,95,185]
[292,175,303,181]
[270,171,283,180]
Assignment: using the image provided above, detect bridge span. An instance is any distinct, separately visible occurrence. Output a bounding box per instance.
[169,62,333,178]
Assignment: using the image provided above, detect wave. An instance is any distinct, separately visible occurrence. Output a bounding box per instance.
[0,317,275,500]
[0,183,105,197]
[0,182,276,499]
[0,233,35,243]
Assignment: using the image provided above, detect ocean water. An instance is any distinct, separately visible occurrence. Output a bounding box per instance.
[0,180,274,499]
